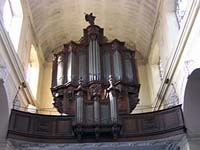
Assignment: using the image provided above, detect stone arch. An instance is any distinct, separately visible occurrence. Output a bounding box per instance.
[183,68,200,136]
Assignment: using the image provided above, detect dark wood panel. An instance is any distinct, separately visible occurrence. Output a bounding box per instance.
[141,115,160,132]
[120,105,185,137]
[121,118,138,134]
[7,105,185,143]
[14,114,30,133]
[56,119,73,135]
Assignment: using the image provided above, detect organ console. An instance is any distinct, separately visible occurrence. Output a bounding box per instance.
[51,13,140,139]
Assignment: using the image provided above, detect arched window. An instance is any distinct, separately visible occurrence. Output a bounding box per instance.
[3,0,23,51]
[26,45,39,99]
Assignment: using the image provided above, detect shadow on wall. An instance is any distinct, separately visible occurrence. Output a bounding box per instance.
[183,68,200,136]
[0,79,9,141]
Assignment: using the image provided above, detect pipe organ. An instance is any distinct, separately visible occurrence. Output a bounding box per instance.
[51,13,140,140]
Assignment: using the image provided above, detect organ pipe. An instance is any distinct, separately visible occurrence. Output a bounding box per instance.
[67,48,75,82]
[57,54,64,85]
[113,50,122,81]
[76,91,84,124]
[94,96,100,124]
[89,40,101,81]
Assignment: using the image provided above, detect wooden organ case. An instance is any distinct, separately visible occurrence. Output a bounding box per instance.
[51,13,140,140]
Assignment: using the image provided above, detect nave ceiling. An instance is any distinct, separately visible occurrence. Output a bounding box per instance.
[26,0,160,61]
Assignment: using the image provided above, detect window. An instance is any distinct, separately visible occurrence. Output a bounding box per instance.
[175,0,188,27]
[3,0,23,51]
[26,45,39,99]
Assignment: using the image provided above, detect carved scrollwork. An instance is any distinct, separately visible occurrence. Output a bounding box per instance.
[89,84,102,98]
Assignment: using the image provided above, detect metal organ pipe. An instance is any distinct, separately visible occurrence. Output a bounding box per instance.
[109,91,117,124]
[93,40,95,80]
[89,40,93,81]
[103,52,111,82]
[76,91,84,124]
[67,49,75,82]
[94,96,100,124]
[88,42,91,80]
[94,40,97,80]
[79,53,86,81]
[57,55,64,85]
[113,50,122,81]
[89,40,101,81]
[96,40,101,80]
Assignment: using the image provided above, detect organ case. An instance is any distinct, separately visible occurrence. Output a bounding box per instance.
[51,14,140,139]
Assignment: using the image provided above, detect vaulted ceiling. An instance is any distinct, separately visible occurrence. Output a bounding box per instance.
[27,0,160,61]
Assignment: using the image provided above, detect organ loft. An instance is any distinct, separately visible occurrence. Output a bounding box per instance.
[51,13,140,140]
[7,13,185,144]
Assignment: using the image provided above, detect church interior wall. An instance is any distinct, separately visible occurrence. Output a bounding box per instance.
[172,8,200,105]
[38,62,59,115]
[146,0,181,106]
[145,0,195,108]
[0,0,200,149]
[132,63,152,113]
[0,0,46,111]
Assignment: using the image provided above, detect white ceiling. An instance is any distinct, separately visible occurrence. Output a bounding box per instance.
[27,0,160,60]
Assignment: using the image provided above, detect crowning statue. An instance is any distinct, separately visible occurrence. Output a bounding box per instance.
[84,13,96,25]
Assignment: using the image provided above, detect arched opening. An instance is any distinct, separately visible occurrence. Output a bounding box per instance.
[183,68,200,135]
[26,45,39,99]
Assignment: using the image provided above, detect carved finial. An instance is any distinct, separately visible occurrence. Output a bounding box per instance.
[108,75,114,88]
[84,12,96,25]
[75,77,87,92]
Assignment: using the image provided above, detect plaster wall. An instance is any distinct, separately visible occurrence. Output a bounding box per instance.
[39,62,53,109]
[146,0,191,105]
[18,1,45,104]
[133,63,152,113]
[146,43,161,104]
[172,7,200,105]
[0,2,46,148]
[38,62,59,115]
[0,24,19,150]
[157,0,180,66]
[0,0,45,105]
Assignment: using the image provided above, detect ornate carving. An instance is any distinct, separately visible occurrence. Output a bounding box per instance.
[84,12,96,25]
[89,84,102,98]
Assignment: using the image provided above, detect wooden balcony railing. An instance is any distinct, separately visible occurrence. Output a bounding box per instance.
[7,105,185,143]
